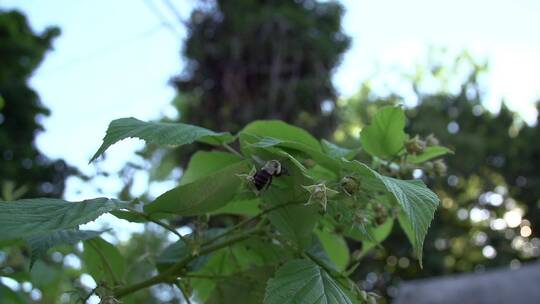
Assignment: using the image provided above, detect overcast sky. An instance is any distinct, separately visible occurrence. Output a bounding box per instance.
[2,0,540,200]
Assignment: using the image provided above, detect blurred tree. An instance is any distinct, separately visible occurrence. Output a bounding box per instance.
[0,10,74,200]
[174,0,350,136]
[0,10,78,304]
[336,51,540,302]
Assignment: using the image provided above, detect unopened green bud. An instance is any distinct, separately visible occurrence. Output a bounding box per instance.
[340,176,359,196]
[425,133,440,146]
[405,135,426,155]
[433,159,447,176]
[302,158,316,168]
[423,161,434,171]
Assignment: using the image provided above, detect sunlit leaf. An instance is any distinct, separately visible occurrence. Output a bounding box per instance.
[321,139,359,160]
[180,151,242,185]
[407,145,453,164]
[360,106,407,159]
[315,230,350,272]
[90,117,234,162]
[239,120,321,152]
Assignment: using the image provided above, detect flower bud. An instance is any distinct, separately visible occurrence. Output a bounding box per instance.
[340,176,359,196]
[433,159,447,176]
[405,135,426,155]
[425,133,440,146]
[302,158,316,169]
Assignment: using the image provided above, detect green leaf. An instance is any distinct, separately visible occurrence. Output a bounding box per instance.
[244,135,341,174]
[211,199,261,215]
[27,229,104,269]
[360,106,407,159]
[82,237,126,286]
[207,267,273,304]
[264,259,353,304]
[0,198,128,241]
[321,139,359,160]
[267,204,320,248]
[407,145,453,164]
[239,120,321,151]
[180,151,242,185]
[191,238,288,302]
[342,160,439,265]
[350,219,394,254]
[263,189,320,248]
[144,161,249,215]
[315,230,350,272]
[90,117,234,162]
[377,178,438,266]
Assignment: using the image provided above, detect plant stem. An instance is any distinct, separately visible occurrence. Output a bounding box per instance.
[127,208,189,244]
[82,284,100,303]
[114,228,262,299]
[222,142,245,159]
[177,282,192,304]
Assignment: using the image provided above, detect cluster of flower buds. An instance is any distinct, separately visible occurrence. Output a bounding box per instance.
[423,159,448,177]
[349,285,379,304]
[405,133,442,155]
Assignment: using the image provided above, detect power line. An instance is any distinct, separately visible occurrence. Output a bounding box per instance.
[142,0,183,36]
[40,23,167,76]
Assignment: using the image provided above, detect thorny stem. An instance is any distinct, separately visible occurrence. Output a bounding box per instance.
[114,228,262,299]
[82,284,100,303]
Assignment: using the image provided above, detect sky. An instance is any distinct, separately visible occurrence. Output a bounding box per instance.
[2,0,540,200]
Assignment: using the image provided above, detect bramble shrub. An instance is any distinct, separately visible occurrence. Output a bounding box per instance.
[0,106,451,303]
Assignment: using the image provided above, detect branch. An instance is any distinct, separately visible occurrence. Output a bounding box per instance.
[82,284,100,303]
[114,228,262,298]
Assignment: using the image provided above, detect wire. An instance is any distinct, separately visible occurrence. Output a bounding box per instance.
[41,23,167,76]
[143,0,183,35]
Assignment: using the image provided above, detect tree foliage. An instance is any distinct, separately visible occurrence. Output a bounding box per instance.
[336,51,540,301]
[173,0,350,136]
[0,10,73,199]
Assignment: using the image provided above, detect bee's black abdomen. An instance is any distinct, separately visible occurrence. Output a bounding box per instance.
[253,170,271,190]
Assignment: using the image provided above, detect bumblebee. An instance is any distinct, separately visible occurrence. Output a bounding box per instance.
[251,160,285,191]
